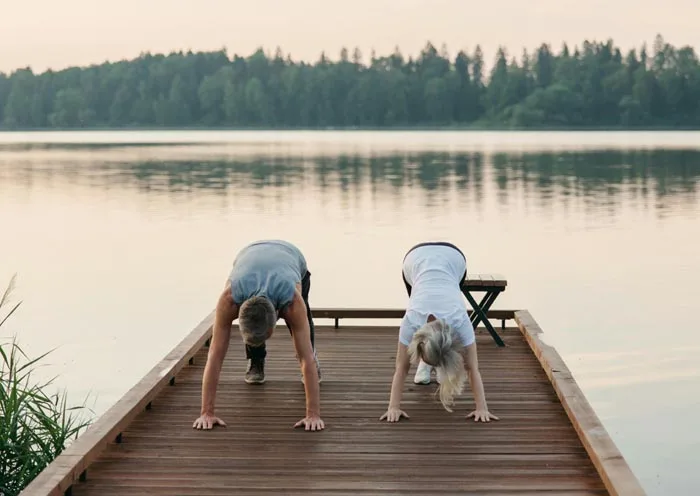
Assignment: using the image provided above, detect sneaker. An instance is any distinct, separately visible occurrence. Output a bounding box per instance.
[413,360,432,385]
[245,358,265,384]
[301,350,323,385]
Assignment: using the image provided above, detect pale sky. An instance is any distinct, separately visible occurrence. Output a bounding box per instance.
[1,0,699,74]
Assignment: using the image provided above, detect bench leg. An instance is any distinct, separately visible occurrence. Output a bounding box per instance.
[469,290,501,327]
[463,290,506,347]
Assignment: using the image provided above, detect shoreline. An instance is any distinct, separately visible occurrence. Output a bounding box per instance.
[2,125,700,133]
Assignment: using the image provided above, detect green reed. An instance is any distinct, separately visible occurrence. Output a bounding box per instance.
[1,275,93,496]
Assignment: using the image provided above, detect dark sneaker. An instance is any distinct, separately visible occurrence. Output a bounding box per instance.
[301,350,322,385]
[245,358,265,384]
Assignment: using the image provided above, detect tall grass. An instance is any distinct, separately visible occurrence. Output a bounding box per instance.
[1,275,93,496]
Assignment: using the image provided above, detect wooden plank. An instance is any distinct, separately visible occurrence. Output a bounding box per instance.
[311,308,404,319]
[72,479,607,493]
[62,488,612,496]
[466,273,484,286]
[310,308,515,321]
[19,310,216,496]
[94,452,590,463]
[124,488,601,496]
[461,276,507,291]
[514,310,646,496]
[490,273,508,287]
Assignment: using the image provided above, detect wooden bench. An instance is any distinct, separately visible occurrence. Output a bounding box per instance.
[313,273,509,347]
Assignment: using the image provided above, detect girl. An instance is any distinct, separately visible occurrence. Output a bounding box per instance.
[380,242,499,423]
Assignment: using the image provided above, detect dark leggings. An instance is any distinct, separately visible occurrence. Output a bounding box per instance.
[402,242,467,297]
[245,270,315,360]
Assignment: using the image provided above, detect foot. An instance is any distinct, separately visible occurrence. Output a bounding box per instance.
[301,349,323,385]
[413,360,432,385]
[245,358,265,384]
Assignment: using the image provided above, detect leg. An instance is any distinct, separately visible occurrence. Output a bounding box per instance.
[416,256,465,386]
[246,342,266,360]
[301,270,315,350]
[284,270,315,348]
[245,342,266,385]
[402,271,412,297]
[296,270,322,384]
[402,264,433,385]
[242,297,267,384]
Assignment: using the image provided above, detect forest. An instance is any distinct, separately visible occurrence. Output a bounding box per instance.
[1,34,699,129]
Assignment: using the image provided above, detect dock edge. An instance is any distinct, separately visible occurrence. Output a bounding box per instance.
[19,310,216,496]
[514,310,646,496]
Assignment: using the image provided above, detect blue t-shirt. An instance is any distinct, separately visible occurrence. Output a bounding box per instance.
[229,240,307,310]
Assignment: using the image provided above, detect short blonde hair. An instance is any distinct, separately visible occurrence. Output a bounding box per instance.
[408,318,466,412]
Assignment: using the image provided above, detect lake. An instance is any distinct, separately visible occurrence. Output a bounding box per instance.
[1,130,698,495]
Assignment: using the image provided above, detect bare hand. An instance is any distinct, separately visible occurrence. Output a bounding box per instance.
[380,407,410,422]
[467,409,499,422]
[193,413,227,430]
[294,415,325,431]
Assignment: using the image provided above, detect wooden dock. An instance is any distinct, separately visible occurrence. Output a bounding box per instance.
[21,309,645,496]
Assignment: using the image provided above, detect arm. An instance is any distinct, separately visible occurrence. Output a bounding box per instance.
[193,284,238,430]
[282,287,324,431]
[462,342,499,422]
[380,342,411,422]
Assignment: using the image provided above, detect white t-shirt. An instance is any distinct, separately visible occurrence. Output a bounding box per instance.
[399,244,475,348]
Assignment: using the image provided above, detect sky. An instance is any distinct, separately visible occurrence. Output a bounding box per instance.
[1,0,699,74]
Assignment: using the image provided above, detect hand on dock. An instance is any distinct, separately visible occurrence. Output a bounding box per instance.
[192,413,227,430]
[380,408,410,422]
[467,409,499,423]
[294,415,325,431]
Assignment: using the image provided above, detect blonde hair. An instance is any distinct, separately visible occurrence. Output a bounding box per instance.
[408,318,466,412]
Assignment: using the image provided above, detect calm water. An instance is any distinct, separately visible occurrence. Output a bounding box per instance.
[1,131,699,495]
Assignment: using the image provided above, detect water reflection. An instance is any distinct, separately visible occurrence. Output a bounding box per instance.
[1,147,698,217]
[493,149,698,197]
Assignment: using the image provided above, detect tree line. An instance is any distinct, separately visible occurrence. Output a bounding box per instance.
[1,34,699,129]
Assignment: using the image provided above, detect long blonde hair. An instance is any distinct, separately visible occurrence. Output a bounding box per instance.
[408,318,466,412]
